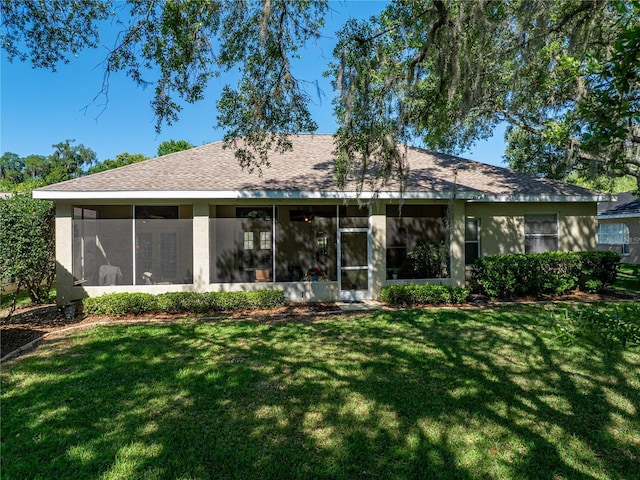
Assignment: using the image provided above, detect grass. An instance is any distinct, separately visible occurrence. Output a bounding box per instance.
[2,305,639,479]
[613,263,640,293]
[0,285,56,310]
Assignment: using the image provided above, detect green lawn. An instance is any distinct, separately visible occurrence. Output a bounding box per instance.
[613,263,640,293]
[2,306,639,480]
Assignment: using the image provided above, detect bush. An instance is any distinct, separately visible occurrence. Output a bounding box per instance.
[472,251,621,300]
[549,303,640,350]
[0,193,55,305]
[83,290,286,315]
[82,293,158,315]
[380,284,470,306]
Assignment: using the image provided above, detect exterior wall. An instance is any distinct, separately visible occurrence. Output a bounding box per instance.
[54,199,598,305]
[598,217,640,264]
[465,202,597,257]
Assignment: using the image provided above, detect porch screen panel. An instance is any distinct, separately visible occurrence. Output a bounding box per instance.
[135,206,193,285]
[72,206,133,286]
[275,205,337,282]
[210,206,273,283]
[386,204,449,279]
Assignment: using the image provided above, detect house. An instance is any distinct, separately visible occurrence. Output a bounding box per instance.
[33,134,606,305]
[598,191,640,264]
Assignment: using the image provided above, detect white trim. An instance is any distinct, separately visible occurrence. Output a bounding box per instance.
[33,189,483,201]
[33,189,604,202]
[471,194,607,202]
[598,212,640,220]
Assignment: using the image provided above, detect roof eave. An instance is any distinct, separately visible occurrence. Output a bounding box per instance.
[470,194,606,203]
[33,189,485,201]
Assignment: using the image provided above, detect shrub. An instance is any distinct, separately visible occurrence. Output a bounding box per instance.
[549,303,640,350]
[380,284,470,306]
[0,193,55,305]
[83,293,158,315]
[472,251,621,300]
[575,251,621,290]
[82,290,286,315]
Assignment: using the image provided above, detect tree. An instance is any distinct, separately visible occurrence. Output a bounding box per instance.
[157,140,194,157]
[86,152,148,174]
[0,193,55,307]
[2,0,328,170]
[331,0,639,190]
[3,1,637,188]
[45,140,97,183]
[0,152,25,184]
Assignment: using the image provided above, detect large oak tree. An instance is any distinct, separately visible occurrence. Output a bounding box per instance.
[2,1,637,189]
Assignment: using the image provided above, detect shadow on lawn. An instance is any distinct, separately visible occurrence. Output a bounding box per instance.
[2,309,639,479]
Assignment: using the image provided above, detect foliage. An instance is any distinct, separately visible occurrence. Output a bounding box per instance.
[86,152,148,175]
[1,0,328,171]
[82,290,286,315]
[548,303,640,350]
[0,193,55,305]
[0,140,96,188]
[565,173,638,194]
[3,1,637,187]
[379,283,469,306]
[331,0,639,190]
[156,140,194,157]
[472,251,622,300]
[407,242,449,278]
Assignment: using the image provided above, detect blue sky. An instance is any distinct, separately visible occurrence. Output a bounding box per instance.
[1,1,507,166]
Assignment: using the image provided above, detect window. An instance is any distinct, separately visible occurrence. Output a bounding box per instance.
[525,214,558,253]
[598,223,630,254]
[260,231,271,250]
[465,218,480,265]
[243,231,254,250]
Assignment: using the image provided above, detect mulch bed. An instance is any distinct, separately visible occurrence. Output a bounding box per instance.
[2,291,638,360]
[0,302,341,359]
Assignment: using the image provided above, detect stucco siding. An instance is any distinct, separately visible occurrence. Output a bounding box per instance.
[465,202,597,257]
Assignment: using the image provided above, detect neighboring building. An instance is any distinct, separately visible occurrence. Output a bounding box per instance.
[598,191,640,264]
[33,134,605,305]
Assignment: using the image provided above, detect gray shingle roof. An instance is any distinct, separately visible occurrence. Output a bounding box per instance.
[34,134,601,200]
[598,191,640,217]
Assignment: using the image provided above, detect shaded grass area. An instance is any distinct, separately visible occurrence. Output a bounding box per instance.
[0,285,56,311]
[2,306,639,479]
[613,263,640,293]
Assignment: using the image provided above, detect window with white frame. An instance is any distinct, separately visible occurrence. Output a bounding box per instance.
[259,231,272,250]
[465,217,480,265]
[524,214,558,253]
[598,223,630,254]
[243,231,254,250]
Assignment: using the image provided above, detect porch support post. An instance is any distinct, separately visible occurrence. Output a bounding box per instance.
[192,201,210,290]
[449,199,466,287]
[55,202,75,306]
[370,202,386,300]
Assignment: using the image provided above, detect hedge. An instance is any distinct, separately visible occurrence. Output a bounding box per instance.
[380,284,470,306]
[472,251,621,300]
[82,290,286,315]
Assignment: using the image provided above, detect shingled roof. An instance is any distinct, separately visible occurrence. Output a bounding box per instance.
[598,191,640,218]
[34,134,602,201]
